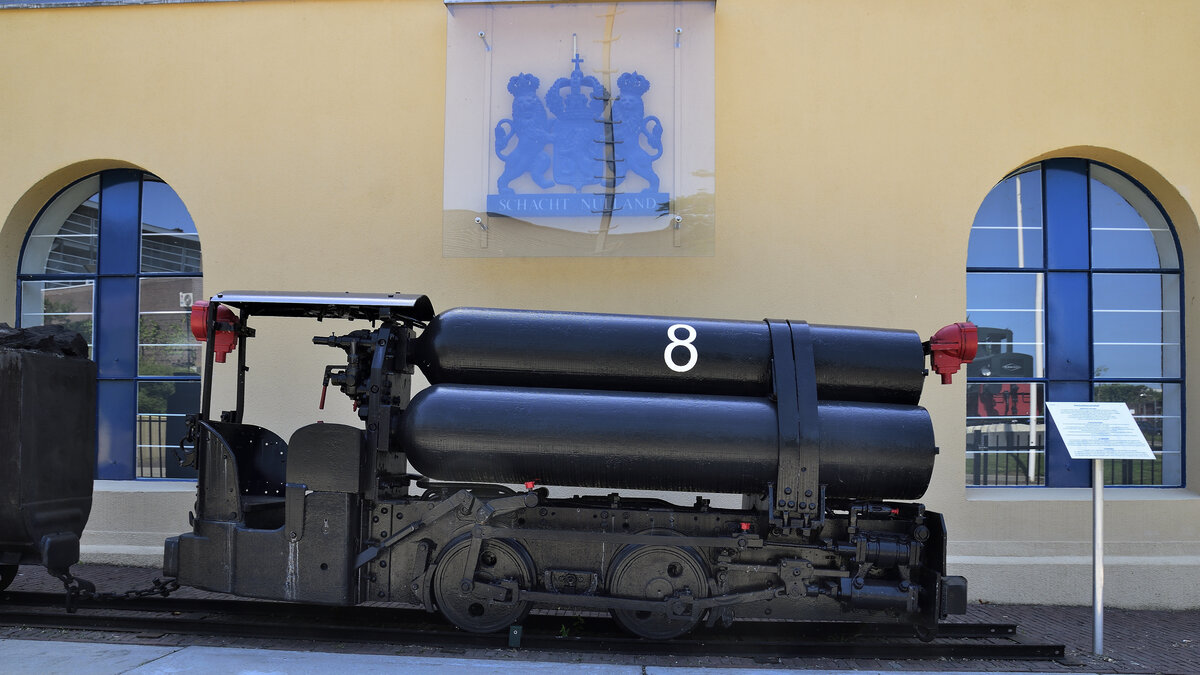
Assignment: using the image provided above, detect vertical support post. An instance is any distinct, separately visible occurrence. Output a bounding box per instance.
[1093,458,1104,656]
[200,301,216,420]
[235,314,249,424]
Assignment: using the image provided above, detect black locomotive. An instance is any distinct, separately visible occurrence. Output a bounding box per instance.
[165,291,977,639]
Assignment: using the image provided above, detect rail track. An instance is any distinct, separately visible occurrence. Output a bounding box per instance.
[0,590,1065,661]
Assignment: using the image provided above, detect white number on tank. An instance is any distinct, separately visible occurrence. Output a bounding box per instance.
[664,323,699,373]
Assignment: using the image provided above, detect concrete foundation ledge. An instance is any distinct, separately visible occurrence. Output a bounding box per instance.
[80,480,195,568]
[950,554,1200,610]
[79,544,165,568]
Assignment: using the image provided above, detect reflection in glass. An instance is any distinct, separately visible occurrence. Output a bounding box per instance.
[18,171,204,481]
[1090,164,1178,269]
[18,280,95,351]
[20,176,101,275]
[1092,274,1180,378]
[966,382,1045,486]
[966,160,1184,489]
[137,380,200,478]
[966,272,1043,378]
[138,277,203,376]
[141,180,201,274]
[966,167,1043,269]
[1094,382,1181,487]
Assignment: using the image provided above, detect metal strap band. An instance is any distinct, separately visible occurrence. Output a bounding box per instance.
[766,320,821,527]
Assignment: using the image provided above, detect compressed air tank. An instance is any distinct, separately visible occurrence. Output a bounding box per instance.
[401,384,937,499]
[413,308,927,405]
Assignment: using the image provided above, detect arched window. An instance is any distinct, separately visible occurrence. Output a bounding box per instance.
[18,169,202,479]
[966,158,1183,487]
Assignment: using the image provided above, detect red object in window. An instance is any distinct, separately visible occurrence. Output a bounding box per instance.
[190,300,238,364]
[972,382,1033,418]
[927,322,978,384]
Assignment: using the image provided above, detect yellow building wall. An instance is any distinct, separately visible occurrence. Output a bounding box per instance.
[2,0,1199,607]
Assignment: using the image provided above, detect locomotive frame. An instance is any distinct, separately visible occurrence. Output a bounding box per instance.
[165,290,973,639]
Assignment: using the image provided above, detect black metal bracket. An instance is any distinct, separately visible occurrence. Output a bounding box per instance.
[766,320,823,531]
[355,489,538,570]
[354,490,474,568]
[285,483,307,542]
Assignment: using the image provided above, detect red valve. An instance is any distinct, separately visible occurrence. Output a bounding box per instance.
[739,522,752,532]
[188,300,208,341]
[926,322,978,385]
[190,300,239,364]
[524,481,538,491]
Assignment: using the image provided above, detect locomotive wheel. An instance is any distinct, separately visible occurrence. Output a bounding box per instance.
[607,543,710,640]
[0,565,15,592]
[432,538,534,634]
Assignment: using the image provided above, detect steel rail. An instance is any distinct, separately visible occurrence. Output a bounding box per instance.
[0,592,1063,661]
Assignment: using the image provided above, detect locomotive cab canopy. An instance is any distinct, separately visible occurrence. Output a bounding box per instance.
[195,290,434,323]
[190,290,434,419]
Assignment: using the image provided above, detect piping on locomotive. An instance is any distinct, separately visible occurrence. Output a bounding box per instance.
[164,291,977,639]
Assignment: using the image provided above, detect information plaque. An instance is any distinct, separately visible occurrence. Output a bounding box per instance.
[1045,402,1155,460]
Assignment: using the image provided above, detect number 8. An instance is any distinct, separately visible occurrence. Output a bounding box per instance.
[664,323,698,373]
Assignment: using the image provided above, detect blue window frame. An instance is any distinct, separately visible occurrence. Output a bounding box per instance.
[17,170,202,480]
[966,159,1183,487]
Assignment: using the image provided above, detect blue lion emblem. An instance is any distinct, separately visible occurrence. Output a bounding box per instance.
[612,72,663,193]
[494,73,554,195]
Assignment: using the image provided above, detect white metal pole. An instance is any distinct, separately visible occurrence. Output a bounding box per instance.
[1016,175,1024,269]
[1093,458,1104,655]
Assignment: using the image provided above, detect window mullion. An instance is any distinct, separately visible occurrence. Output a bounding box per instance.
[1042,159,1093,487]
[1044,159,1090,269]
[93,170,143,479]
[97,170,141,276]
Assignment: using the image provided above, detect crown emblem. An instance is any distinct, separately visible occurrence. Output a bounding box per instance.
[617,71,650,97]
[545,53,607,125]
[507,73,540,98]
[488,42,668,216]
